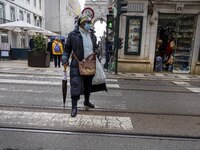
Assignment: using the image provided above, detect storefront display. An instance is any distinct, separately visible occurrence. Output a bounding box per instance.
[155,14,196,73]
[125,16,143,55]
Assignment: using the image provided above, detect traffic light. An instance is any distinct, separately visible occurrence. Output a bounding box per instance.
[107,14,114,30]
[108,6,113,15]
[118,0,128,14]
[118,37,123,49]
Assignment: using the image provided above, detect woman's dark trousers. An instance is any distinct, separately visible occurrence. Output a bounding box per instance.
[71,75,94,117]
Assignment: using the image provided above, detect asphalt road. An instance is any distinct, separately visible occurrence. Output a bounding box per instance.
[0,73,200,149]
[1,128,200,150]
[0,73,199,115]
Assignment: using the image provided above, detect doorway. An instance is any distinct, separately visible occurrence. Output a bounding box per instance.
[154,14,196,73]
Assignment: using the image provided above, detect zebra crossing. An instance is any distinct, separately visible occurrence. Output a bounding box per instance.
[172,81,200,93]
[0,73,120,89]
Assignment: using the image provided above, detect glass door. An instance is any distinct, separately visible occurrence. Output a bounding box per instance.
[173,15,196,73]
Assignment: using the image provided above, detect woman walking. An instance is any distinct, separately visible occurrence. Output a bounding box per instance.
[62,15,106,117]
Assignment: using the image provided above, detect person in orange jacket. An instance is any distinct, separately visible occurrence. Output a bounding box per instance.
[52,37,63,67]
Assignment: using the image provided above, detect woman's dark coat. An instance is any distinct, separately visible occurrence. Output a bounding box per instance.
[62,27,107,96]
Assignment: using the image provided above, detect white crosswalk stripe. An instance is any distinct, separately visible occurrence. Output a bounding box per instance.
[0,110,133,131]
[172,81,200,93]
[0,74,120,88]
[186,88,200,93]
[154,73,165,77]
[135,73,145,78]
[176,75,190,80]
[172,81,191,87]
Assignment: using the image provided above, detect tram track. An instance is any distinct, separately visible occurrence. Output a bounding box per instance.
[1,104,200,118]
[0,126,199,141]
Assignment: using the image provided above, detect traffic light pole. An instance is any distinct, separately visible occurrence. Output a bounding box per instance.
[114,14,120,74]
[114,0,121,75]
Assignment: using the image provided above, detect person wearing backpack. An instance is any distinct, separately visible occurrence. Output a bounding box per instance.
[52,37,63,67]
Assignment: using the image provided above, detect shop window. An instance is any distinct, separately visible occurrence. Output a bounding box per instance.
[125,16,143,55]
[155,14,196,73]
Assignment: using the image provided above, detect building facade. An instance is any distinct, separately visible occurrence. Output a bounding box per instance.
[109,0,200,74]
[0,0,45,48]
[44,0,81,37]
[85,0,108,24]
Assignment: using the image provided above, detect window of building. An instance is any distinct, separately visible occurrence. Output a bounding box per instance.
[26,0,30,4]
[36,19,40,26]
[39,0,41,10]
[34,0,36,7]
[27,13,31,23]
[34,16,37,26]
[10,6,15,21]
[1,31,8,43]
[19,10,24,21]
[0,3,5,23]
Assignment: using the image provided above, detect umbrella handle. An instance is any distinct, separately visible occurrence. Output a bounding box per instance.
[63,65,68,80]
[64,65,67,72]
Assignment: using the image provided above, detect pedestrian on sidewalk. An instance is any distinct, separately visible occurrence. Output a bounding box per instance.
[29,35,35,50]
[47,38,54,61]
[62,15,106,117]
[104,37,113,70]
[52,37,63,67]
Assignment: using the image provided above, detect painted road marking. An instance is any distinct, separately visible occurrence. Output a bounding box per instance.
[0,110,133,131]
[154,73,165,77]
[0,79,61,85]
[0,74,118,82]
[186,88,200,93]
[0,79,119,88]
[176,75,190,80]
[172,81,191,87]
[135,73,145,78]
[172,81,200,93]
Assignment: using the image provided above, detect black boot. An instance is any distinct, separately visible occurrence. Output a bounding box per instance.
[71,107,77,117]
[84,95,95,108]
[71,98,78,117]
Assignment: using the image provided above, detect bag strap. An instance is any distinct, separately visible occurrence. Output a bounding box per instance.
[85,52,96,60]
[73,52,96,62]
[72,52,80,62]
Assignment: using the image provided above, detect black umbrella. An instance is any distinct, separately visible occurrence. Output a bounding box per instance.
[62,66,67,108]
